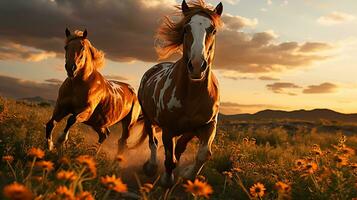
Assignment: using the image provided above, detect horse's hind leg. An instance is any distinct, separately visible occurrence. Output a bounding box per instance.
[143,119,159,177]
[46,106,68,151]
[118,100,141,154]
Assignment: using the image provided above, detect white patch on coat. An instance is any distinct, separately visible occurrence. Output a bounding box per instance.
[189,15,211,61]
[146,63,174,120]
[167,87,181,111]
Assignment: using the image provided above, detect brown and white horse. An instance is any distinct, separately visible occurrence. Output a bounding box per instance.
[138,0,222,186]
[45,29,141,154]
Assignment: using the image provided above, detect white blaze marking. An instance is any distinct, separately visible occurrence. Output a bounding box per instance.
[189,15,211,62]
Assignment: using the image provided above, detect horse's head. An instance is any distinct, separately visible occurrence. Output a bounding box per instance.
[64,28,88,78]
[181,0,223,80]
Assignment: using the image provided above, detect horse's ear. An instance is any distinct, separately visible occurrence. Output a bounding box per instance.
[83,29,87,39]
[182,0,190,15]
[214,2,223,16]
[65,28,71,38]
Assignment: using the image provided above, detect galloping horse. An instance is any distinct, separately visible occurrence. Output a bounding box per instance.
[138,0,223,186]
[45,29,141,154]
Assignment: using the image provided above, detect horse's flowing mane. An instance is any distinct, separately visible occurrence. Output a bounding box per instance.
[66,30,105,69]
[155,0,222,59]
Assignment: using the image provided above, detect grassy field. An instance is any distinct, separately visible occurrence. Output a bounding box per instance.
[0,96,356,200]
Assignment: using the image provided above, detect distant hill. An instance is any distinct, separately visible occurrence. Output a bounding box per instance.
[219,109,357,123]
[19,96,56,106]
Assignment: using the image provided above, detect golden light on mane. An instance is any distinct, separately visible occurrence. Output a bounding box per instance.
[155,0,222,60]
[65,30,105,69]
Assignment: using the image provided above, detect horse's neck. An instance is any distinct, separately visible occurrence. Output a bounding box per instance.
[75,62,95,81]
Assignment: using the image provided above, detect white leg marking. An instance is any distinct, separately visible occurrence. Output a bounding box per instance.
[149,141,158,164]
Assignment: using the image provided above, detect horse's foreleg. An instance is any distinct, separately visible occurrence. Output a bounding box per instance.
[46,119,56,151]
[56,115,76,148]
[160,130,177,187]
[94,127,110,155]
[143,120,159,177]
[181,120,217,180]
[46,107,68,151]
[175,133,194,162]
[56,107,94,148]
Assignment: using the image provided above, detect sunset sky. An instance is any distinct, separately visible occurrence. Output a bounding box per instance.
[0,0,357,114]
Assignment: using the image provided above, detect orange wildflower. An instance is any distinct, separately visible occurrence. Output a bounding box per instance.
[76,191,94,200]
[56,170,77,181]
[35,160,54,171]
[249,182,266,198]
[275,181,291,194]
[335,155,349,167]
[3,182,33,200]
[2,155,14,163]
[56,185,74,200]
[100,175,128,193]
[27,147,45,159]
[76,155,97,177]
[305,162,318,174]
[183,179,213,198]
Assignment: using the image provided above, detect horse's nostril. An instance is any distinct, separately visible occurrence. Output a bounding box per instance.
[201,60,207,72]
[187,60,194,73]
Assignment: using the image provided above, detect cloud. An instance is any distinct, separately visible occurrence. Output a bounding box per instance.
[220,101,284,114]
[0,75,59,100]
[266,82,301,95]
[0,0,333,74]
[45,78,63,84]
[259,76,279,81]
[317,11,355,26]
[222,14,258,30]
[303,82,338,94]
[0,41,56,62]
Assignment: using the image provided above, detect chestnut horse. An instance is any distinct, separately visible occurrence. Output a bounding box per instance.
[45,29,141,154]
[138,0,222,186]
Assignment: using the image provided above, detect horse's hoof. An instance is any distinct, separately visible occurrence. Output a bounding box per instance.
[143,161,158,177]
[160,172,174,188]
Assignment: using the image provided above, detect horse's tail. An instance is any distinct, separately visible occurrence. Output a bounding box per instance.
[128,114,148,149]
[126,97,148,149]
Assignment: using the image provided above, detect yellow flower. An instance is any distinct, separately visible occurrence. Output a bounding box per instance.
[3,182,33,200]
[295,159,306,168]
[341,147,355,157]
[76,155,97,177]
[100,175,128,193]
[56,185,74,200]
[275,181,291,194]
[222,171,233,179]
[27,147,45,159]
[2,155,14,163]
[35,160,54,171]
[232,167,243,173]
[140,183,154,193]
[76,191,94,200]
[334,155,349,167]
[249,182,266,198]
[183,179,213,198]
[57,170,77,181]
[304,162,318,174]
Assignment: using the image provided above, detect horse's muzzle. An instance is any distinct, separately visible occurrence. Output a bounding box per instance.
[187,59,207,80]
